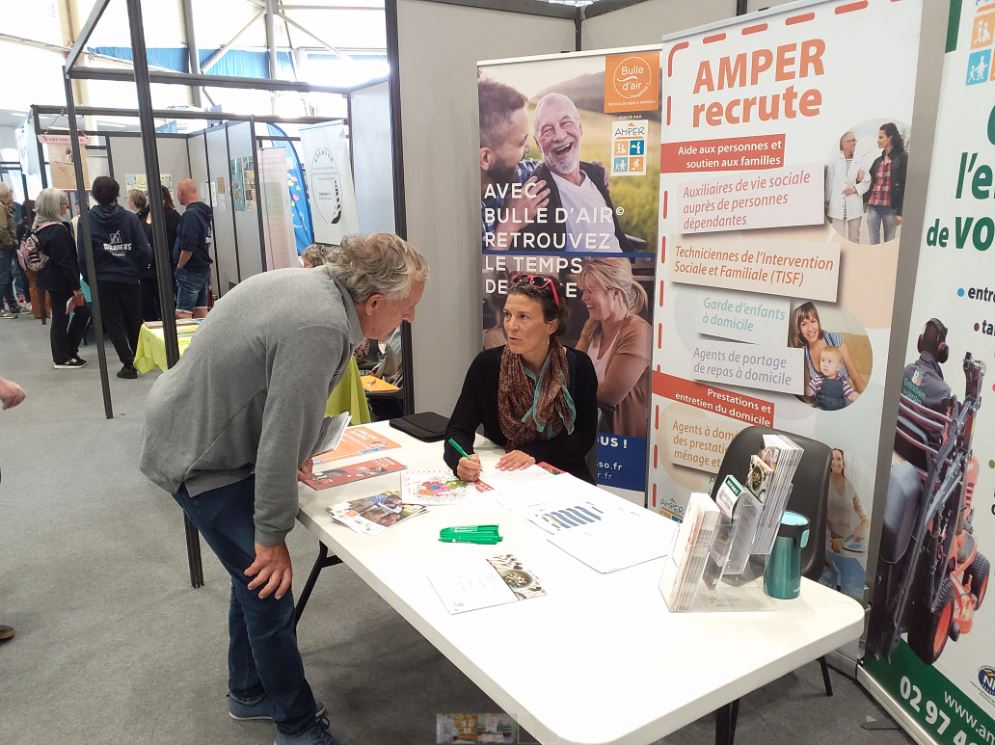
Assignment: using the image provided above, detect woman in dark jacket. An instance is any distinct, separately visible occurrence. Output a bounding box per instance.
[866,122,908,245]
[444,274,598,482]
[34,188,90,368]
[134,185,181,321]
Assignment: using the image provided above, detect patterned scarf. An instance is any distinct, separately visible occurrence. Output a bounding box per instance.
[498,341,577,451]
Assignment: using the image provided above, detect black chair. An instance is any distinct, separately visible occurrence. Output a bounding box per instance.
[708,426,834,745]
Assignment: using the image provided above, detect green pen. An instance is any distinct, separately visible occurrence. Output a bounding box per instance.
[447,438,472,460]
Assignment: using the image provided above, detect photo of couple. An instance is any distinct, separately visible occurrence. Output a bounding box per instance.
[824,120,910,245]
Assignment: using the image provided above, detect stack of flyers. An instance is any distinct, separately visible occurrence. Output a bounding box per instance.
[304,456,406,490]
[401,468,475,505]
[327,490,426,535]
[750,434,803,555]
[311,426,400,466]
[659,492,719,611]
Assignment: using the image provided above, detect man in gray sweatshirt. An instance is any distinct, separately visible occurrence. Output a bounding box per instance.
[140,233,427,745]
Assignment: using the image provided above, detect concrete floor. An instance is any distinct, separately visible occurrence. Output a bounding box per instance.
[0,316,912,745]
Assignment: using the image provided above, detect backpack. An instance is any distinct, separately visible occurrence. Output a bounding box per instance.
[17,229,49,272]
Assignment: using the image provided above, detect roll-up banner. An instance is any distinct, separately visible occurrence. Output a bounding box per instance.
[478,48,662,501]
[299,122,359,246]
[862,2,995,742]
[649,0,924,603]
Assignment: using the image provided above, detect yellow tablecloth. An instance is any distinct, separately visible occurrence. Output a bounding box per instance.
[134,323,371,423]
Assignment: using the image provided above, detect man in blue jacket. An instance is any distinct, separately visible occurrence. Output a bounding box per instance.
[78,176,152,379]
[174,179,214,319]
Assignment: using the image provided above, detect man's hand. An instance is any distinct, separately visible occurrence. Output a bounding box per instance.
[497,450,535,471]
[0,377,25,410]
[456,454,481,482]
[244,541,293,600]
[896,215,903,226]
[842,186,857,196]
[592,160,611,188]
[297,461,313,482]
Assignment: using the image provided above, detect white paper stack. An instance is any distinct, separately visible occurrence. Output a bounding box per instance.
[659,492,720,611]
[750,434,803,555]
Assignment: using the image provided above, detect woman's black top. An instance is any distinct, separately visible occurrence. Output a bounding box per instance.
[443,345,598,482]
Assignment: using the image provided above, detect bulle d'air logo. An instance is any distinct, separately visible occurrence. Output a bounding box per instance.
[980,666,995,696]
[310,146,343,225]
[604,52,660,113]
[612,57,653,100]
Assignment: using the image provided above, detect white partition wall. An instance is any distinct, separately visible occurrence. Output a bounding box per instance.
[581,0,737,49]
[394,0,576,415]
[226,121,264,280]
[105,135,191,196]
[350,82,396,234]
[206,125,240,294]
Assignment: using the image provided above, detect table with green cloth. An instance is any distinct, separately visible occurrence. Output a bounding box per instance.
[133,323,371,423]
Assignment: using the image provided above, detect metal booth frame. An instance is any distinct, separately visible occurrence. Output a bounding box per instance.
[62,0,399,588]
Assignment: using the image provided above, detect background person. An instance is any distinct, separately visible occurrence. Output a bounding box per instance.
[34,188,89,369]
[444,274,598,482]
[574,258,651,437]
[866,122,908,244]
[0,374,25,643]
[788,301,866,402]
[825,131,868,242]
[174,179,214,319]
[137,185,181,321]
[0,183,26,318]
[17,198,50,323]
[140,233,427,745]
[78,176,151,379]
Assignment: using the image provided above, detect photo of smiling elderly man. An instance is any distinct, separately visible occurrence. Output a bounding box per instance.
[517,93,632,254]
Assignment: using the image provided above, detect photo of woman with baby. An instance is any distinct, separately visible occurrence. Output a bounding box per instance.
[788,301,870,411]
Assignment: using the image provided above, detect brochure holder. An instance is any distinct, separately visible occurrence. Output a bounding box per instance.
[664,484,794,613]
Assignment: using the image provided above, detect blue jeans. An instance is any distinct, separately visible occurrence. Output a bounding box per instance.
[867,205,897,244]
[175,266,211,312]
[0,248,17,309]
[173,477,317,735]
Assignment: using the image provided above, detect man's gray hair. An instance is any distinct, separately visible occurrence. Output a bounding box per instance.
[325,232,429,301]
[0,183,11,201]
[35,188,67,222]
[533,92,580,135]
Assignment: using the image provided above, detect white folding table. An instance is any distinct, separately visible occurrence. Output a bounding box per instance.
[296,422,864,745]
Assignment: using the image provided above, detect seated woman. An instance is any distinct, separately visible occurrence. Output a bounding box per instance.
[444,274,598,482]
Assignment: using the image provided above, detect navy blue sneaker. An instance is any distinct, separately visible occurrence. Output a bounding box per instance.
[275,717,342,745]
[229,694,326,722]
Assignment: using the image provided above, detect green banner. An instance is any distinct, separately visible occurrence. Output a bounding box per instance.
[864,644,994,745]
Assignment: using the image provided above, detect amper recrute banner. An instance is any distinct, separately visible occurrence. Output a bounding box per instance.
[650,0,923,607]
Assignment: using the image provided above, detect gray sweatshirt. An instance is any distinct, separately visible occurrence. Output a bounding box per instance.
[139,266,364,545]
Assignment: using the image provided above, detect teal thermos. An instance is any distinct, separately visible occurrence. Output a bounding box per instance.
[764,510,810,599]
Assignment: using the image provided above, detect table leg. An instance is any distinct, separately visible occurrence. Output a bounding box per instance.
[294,542,342,626]
[818,656,834,696]
[714,698,740,745]
[184,514,204,588]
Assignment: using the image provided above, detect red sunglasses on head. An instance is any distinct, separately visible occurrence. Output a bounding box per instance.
[510,273,560,308]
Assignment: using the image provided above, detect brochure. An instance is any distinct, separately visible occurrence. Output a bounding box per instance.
[310,412,352,458]
[311,426,400,466]
[327,490,426,535]
[428,553,546,614]
[304,456,406,490]
[402,468,474,505]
